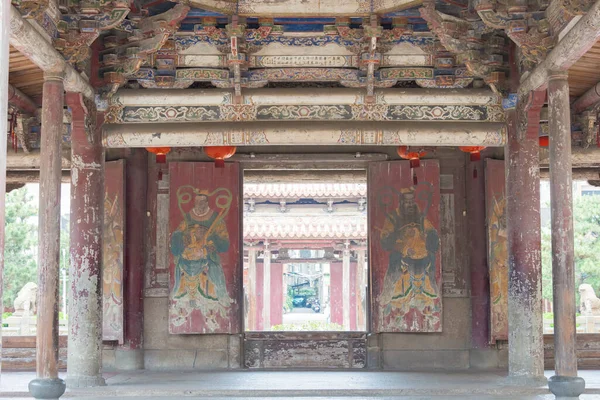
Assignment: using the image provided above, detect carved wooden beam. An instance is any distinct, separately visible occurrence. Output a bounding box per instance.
[103,120,507,147]
[8,83,39,116]
[519,0,600,95]
[419,0,507,92]
[9,5,95,99]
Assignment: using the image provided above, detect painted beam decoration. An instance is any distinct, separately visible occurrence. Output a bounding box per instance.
[369,160,442,333]
[103,160,126,343]
[168,162,241,334]
[485,159,508,343]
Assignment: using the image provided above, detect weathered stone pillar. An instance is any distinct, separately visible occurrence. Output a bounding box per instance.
[116,149,147,370]
[547,72,586,399]
[262,245,271,330]
[342,244,351,331]
[505,92,545,385]
[65,93,105,388]
[0,0,10,379]
[28,72,67,400]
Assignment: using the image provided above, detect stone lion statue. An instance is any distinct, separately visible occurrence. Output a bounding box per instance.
[13,282,38,316]
[579,284,600,316]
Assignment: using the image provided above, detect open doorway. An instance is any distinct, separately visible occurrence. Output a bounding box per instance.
[242,170,368,332]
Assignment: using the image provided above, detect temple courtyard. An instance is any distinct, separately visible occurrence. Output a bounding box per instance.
[3,370,600,399]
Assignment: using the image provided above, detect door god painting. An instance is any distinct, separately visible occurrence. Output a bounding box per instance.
[370,161,442,332]
[485,159,508,342]
[102,160,125,342]
[169,163,241,334]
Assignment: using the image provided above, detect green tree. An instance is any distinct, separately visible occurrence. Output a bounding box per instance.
[542,195,600,306]
[3,187,38,309]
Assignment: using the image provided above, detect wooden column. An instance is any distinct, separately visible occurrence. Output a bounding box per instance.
[0,0,10,378]
[330,262,343,326]
[65,93,105,388]
[262,247,271,330]
[270,263,284,327]
[505,92,545,384]
[342,245,351,331]
[547,72,586,399]
[28,72,67,400]
[467,155,490,348]
[247,248,257,330]
[356,249,366,331]
[117,149,148,370]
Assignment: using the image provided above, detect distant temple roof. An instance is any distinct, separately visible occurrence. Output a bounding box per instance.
[244,214,367,240]
[244,183,366,199]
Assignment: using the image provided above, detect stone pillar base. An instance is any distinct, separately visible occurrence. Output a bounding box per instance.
[115,348,145,370]
[66,375,106,389]
[29,378,66,400]
[548,375,585,399]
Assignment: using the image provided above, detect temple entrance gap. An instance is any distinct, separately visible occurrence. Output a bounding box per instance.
[242,170,369,333]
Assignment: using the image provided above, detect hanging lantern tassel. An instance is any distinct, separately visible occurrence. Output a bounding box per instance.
[459,146,486,179]
[203,146,237,168]
[397,146,427,186]
[146,147,171,164]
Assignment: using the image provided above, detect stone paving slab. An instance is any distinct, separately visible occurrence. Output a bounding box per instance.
[2,370,600,398]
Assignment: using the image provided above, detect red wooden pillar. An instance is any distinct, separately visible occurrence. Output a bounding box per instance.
[350,261,357,331]
[29,73,67,400]
[270,263,283,327]
[505,91,545,383]
[0,0,9,377]
[330,262,343,326]
[117,149,148,369]
[467,155,490,348]
[65,93,105,388]
[255,262,264,331]
[547,72,585,398]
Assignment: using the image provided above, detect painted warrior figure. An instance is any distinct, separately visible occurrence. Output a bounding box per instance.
[103,194,124,333]
[379,188,440,330]
[171,193,232,328]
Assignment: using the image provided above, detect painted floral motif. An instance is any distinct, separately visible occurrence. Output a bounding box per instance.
[123,106,220,123]
[257,105,352,120]
[220,104,257,121]
[388,105,487,121]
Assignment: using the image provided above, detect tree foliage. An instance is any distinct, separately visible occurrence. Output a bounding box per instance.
[542,195,600,305]
[3,187,38,309]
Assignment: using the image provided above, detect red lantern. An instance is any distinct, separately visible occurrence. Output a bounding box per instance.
[459,146,486,162]
[539,136,549,147]
[398,146,427,185]
[146,147,171,163]
[459,146,486,179]
[203,146,237,168]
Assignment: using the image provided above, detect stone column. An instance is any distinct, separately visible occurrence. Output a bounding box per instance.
[342,244,351,331]
[0,0,10,379]
[116,149,148,370]
[547,72,586,399]
[65,93,105,388]
[262,246,271,331]
[505,93,545,385]
[28,72,67,400]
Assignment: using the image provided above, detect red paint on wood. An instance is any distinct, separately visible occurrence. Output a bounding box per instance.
[103,160,126,343]
[256,263,264,331]
[168,162,241,334]
[37,78,64,380]
[270,263,283,327]
[350,262,357,331]
[468,156,490,348]
[330,263,343,327]
[123,150,148,349]
[369,160,442,333]
[484,159,508,343]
